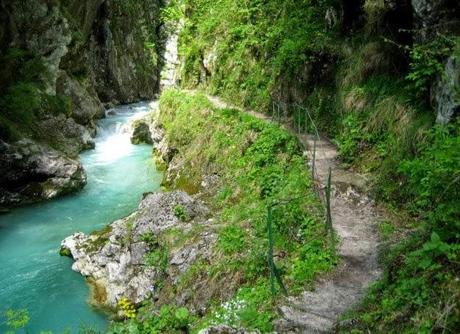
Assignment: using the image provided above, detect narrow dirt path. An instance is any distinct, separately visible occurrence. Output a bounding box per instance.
[204,93,383,333]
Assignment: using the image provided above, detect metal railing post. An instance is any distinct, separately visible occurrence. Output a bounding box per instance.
[325,167,334,247]
[267,204,288,297]
[312,138,317,183]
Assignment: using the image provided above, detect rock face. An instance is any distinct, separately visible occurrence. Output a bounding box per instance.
[412,0,460,42]
[130,119,153,145]
[56,72,105,133]
[0,140,86,209]
[409,0,460,123]
[433,56,460,124]
[0,0,165,207]
[61,191,211,310]
[0,0,165,106]
[87,0,163,103]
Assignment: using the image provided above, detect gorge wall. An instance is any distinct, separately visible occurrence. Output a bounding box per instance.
[0,0,165,209]
[179,0,460,125]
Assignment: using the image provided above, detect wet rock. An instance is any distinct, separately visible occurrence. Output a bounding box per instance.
[0,140,86,209]
[37,114,96,156]
[56,72,105,127]
[61,191,210,309]
[130,119,153,145]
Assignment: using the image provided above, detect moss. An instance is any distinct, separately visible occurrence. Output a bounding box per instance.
[83,225,114,254]
[59,247,72,257]
[0,48,74,145]
[153,154,168,172]
[86,278,109,309]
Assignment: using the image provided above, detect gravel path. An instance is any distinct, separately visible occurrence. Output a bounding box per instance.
[204,93,383,333]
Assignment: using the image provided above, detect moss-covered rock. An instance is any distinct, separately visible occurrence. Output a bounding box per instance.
[131,119,153,145]
[59,247,72,257]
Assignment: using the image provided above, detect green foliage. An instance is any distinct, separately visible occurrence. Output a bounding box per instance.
[343,227,459,333]
[217,225,246,254]
[154,90,335,332]
[398,120,460,233]
[3,309,29,332]
[163,0,460,331]
[161,0,184,31]
[140,232,157,248]
[173,204,189,222]
[77,325,102,334]
[0,48,48,91]
[177,0,338,109]
[144,247,168,270]
[406,36,458,97]
[109,305,193,334]
[206,280,275,332]
[338,70,460,333]
[290,239,337,291]
[0,48,71,142]
[335,114,368,162]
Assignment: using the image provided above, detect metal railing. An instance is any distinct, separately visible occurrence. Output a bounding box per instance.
[265,97,334,296]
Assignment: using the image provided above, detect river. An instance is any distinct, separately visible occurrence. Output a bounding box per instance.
[0,101,162,333]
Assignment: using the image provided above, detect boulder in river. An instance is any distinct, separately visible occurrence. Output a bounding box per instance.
[130,119,153,145]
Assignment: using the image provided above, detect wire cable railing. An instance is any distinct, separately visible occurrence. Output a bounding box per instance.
[265,96,334,296]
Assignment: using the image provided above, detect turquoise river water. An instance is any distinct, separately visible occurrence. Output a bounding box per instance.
[0,102,162,333]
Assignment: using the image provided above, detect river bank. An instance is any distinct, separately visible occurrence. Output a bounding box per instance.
[0,101,162,333]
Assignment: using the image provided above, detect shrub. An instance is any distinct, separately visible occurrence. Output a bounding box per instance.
[173,204,189,222]
[218,225,246,255]
[406,37,458,98]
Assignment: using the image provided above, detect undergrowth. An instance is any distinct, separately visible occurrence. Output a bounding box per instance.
[109,89,336,333]
[164,0,460,332]
[160,89,336,332]
[176,0,338,110]
[0,48,71,142]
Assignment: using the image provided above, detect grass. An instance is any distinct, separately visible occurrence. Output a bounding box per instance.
[175,0,338,110]
[159,89,336,330]
[168,1,460,331]
[110,89,335,333]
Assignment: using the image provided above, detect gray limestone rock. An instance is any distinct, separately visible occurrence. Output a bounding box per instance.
[61,191,210,309]
[433,56,460,124]
[0,139,86,209]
